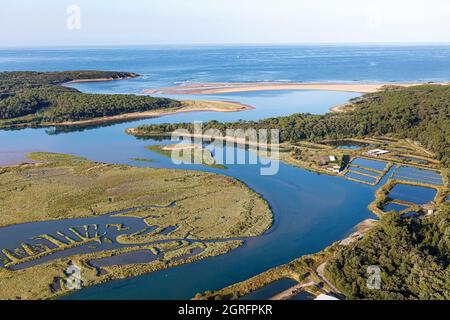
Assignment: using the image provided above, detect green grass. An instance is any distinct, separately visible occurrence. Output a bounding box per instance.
[0,152,272,300]
[145,145,227,170]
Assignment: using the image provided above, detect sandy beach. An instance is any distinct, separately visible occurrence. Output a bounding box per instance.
[330,103,355,113]
[46,100,252,127]
[339,219,378,246]
[144,82,428,95]
[162,143,198,151]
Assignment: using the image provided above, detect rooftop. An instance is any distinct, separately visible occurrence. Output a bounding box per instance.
[315,293,340,301]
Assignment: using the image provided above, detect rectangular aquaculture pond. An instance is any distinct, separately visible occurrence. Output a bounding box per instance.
[394,156,429,165]
[239,278,298,300]
[350,158,388,171]
[348,166,380,177]
[323,140,372,150]
[383,202,409,213]
[392,166,443,186]
[401,211,420,219]
[289,291,315,300]
[388,184,437,205]
[345,172,377,184]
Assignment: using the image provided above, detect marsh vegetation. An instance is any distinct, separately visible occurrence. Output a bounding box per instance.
[0,152,272,299]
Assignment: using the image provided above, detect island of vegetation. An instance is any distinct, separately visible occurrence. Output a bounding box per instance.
[130,84,449,300]
[145,144,227,169]
[0,71,251,129]
[0,152,272,300]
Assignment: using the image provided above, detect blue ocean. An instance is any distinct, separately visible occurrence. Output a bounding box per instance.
[1,45,450,91]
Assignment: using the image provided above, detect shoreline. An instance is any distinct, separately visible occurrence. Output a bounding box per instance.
[143,81,435,95]
[0,153,273,299]
[43,100,253,127]
[195,218,379,301]
[66,74,139,84]
[127,130,281,149]
[330,103,353,113]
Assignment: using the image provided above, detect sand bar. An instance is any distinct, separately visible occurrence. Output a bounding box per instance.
[44,100,252,127]
[144,82,432,95]
[162,144,198,151]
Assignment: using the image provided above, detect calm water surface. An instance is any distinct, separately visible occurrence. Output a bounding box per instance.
[1,45,444,299]
[0,105,379,299]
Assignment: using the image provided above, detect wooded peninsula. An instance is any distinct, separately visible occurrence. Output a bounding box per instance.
[0,71,180,128]
[132,85,450,167]
[132,84,450,300]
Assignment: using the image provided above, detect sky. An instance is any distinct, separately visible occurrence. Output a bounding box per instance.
[1,0,450,46]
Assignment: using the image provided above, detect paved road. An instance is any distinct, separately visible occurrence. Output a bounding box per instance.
[316,262,341,294]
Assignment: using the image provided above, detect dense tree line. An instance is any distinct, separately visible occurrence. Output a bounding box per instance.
[133,84,450,299]
[136,85,450,166]
[0,71,181,124]
[325,204,449,300]
[0,71,137,88]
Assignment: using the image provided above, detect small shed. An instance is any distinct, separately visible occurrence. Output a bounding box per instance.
[422,202,437,215]
[364,149,390,157]
[330,165,342,174]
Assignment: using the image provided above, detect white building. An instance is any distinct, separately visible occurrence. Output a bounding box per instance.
[363,149,390,157]
[315,294,340,301]
[422,202,437,215]
[329,165,342,174]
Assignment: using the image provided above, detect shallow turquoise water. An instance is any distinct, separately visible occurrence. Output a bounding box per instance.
[153,90,359,118]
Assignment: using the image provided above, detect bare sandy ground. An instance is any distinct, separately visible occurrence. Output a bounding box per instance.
[162,144,198,151]
[47,100,252,127]
[144,82,428,95]
[339,219,378,246]
[330,103,354,113]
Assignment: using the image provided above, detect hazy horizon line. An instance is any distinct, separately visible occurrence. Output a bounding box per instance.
[1,41,450,50]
